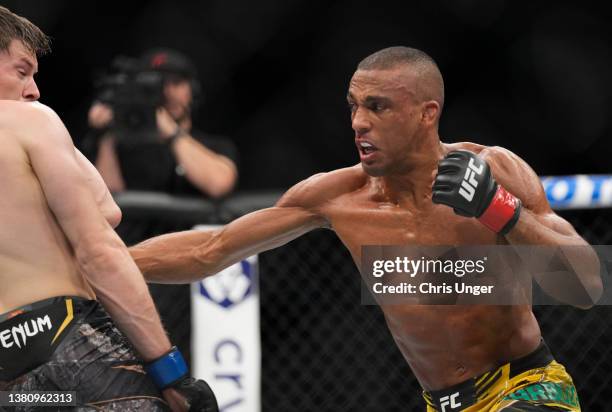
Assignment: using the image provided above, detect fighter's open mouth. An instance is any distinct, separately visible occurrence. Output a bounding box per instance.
[359,141,377,154]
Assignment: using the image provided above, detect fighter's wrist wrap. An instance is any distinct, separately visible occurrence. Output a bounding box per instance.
[145,346,188,389]
[477,184,522,235]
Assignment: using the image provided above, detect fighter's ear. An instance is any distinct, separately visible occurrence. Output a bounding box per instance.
[421,100,440,126]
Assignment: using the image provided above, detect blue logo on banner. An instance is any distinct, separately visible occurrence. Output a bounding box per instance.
[544,176,576,207]
[199,260,254,309]
[541,175,612,209]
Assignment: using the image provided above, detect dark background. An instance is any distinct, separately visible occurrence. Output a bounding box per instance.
[3,0,611,189]
[3,3,611,410]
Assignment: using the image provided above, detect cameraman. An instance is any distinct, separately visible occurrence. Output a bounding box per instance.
[88,49,237,198]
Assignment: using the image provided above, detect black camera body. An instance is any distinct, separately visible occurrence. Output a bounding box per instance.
[97,57,164,144]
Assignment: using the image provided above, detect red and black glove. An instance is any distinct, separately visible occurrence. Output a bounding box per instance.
[432,150,521,235]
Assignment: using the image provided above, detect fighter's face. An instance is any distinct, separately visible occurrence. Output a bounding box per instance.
[0,40,39,101]
[163,78,192,121]
[347,68,423,176]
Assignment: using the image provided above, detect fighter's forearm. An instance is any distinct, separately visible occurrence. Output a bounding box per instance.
[131,206,326,283]
[130,229,228,284]
[505,209,602,307]
[506,208,582,245]
[78,237,172,360]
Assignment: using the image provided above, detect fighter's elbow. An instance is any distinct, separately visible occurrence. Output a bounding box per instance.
[581,255,603,309]
[105,204,122,229]
[567,272,603,310]
[130,228,227,284]
[581,277,603,309]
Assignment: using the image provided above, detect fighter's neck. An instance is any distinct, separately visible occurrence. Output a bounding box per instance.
[377,138,447,206]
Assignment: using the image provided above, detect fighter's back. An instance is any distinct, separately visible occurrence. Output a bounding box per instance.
[0,101,94,313]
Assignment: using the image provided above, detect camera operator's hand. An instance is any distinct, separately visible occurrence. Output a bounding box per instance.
[88,102,114,130]
[157,107,181,141]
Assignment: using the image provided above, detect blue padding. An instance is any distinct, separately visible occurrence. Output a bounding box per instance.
[145,347,188,389]
[541,175,612,209]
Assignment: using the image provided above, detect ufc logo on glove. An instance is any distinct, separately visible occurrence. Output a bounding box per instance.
[432,150,522,235]
[459,158,484,202]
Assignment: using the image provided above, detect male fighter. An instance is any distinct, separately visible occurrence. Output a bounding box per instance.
[0,6,216,411]
[130,47,602,411]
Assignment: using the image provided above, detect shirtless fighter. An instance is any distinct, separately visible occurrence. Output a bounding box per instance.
[130,47,602,411]
[0,6,217,411]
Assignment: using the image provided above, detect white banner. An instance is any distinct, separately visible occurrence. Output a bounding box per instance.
[541,174,612,209]
[191,226,260,412]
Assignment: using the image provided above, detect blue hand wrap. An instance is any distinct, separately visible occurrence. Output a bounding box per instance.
[145,346,188,389]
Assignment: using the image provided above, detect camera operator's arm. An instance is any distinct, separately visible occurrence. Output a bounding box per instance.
[157,108,237,198]
[88,102,126,193]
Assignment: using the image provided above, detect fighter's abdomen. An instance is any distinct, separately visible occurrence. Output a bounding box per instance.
[382,304,541,391]
[0,162,94,313]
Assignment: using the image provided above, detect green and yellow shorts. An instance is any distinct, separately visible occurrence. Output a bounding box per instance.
[423,341,580,411]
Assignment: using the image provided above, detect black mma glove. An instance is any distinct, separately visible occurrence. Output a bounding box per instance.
[146,346,219,412]
[171,376,219,412]
[432,150,521,235]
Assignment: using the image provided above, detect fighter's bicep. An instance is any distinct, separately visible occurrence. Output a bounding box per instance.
[482,147,550,214]
[482,147,582,237]
[218,206,325,259]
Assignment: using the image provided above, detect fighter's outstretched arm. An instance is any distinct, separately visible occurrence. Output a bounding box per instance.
[482,147,603,307]
[130,174,330,283]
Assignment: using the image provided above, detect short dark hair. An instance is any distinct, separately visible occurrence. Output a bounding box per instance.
[357,46,444,108]
[0,6,50,56]
[357,46,435,71]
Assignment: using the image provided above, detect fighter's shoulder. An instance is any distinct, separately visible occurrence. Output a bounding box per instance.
[0,101,60,124]
[449,141,528,173]
[453,141,546,210]
[0,101,65,145]
[277,165,367,209]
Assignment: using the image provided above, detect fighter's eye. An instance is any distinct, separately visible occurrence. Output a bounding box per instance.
[368,102,384,112]
[347,102,357,113]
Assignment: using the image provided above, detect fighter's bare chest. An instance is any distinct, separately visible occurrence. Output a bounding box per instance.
[324,198,498,256]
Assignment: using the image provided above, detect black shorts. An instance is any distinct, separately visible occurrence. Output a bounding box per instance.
[0,296,168,411]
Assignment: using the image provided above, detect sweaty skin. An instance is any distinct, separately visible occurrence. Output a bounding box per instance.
[131,150,539,389]
[130,66,600,391]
